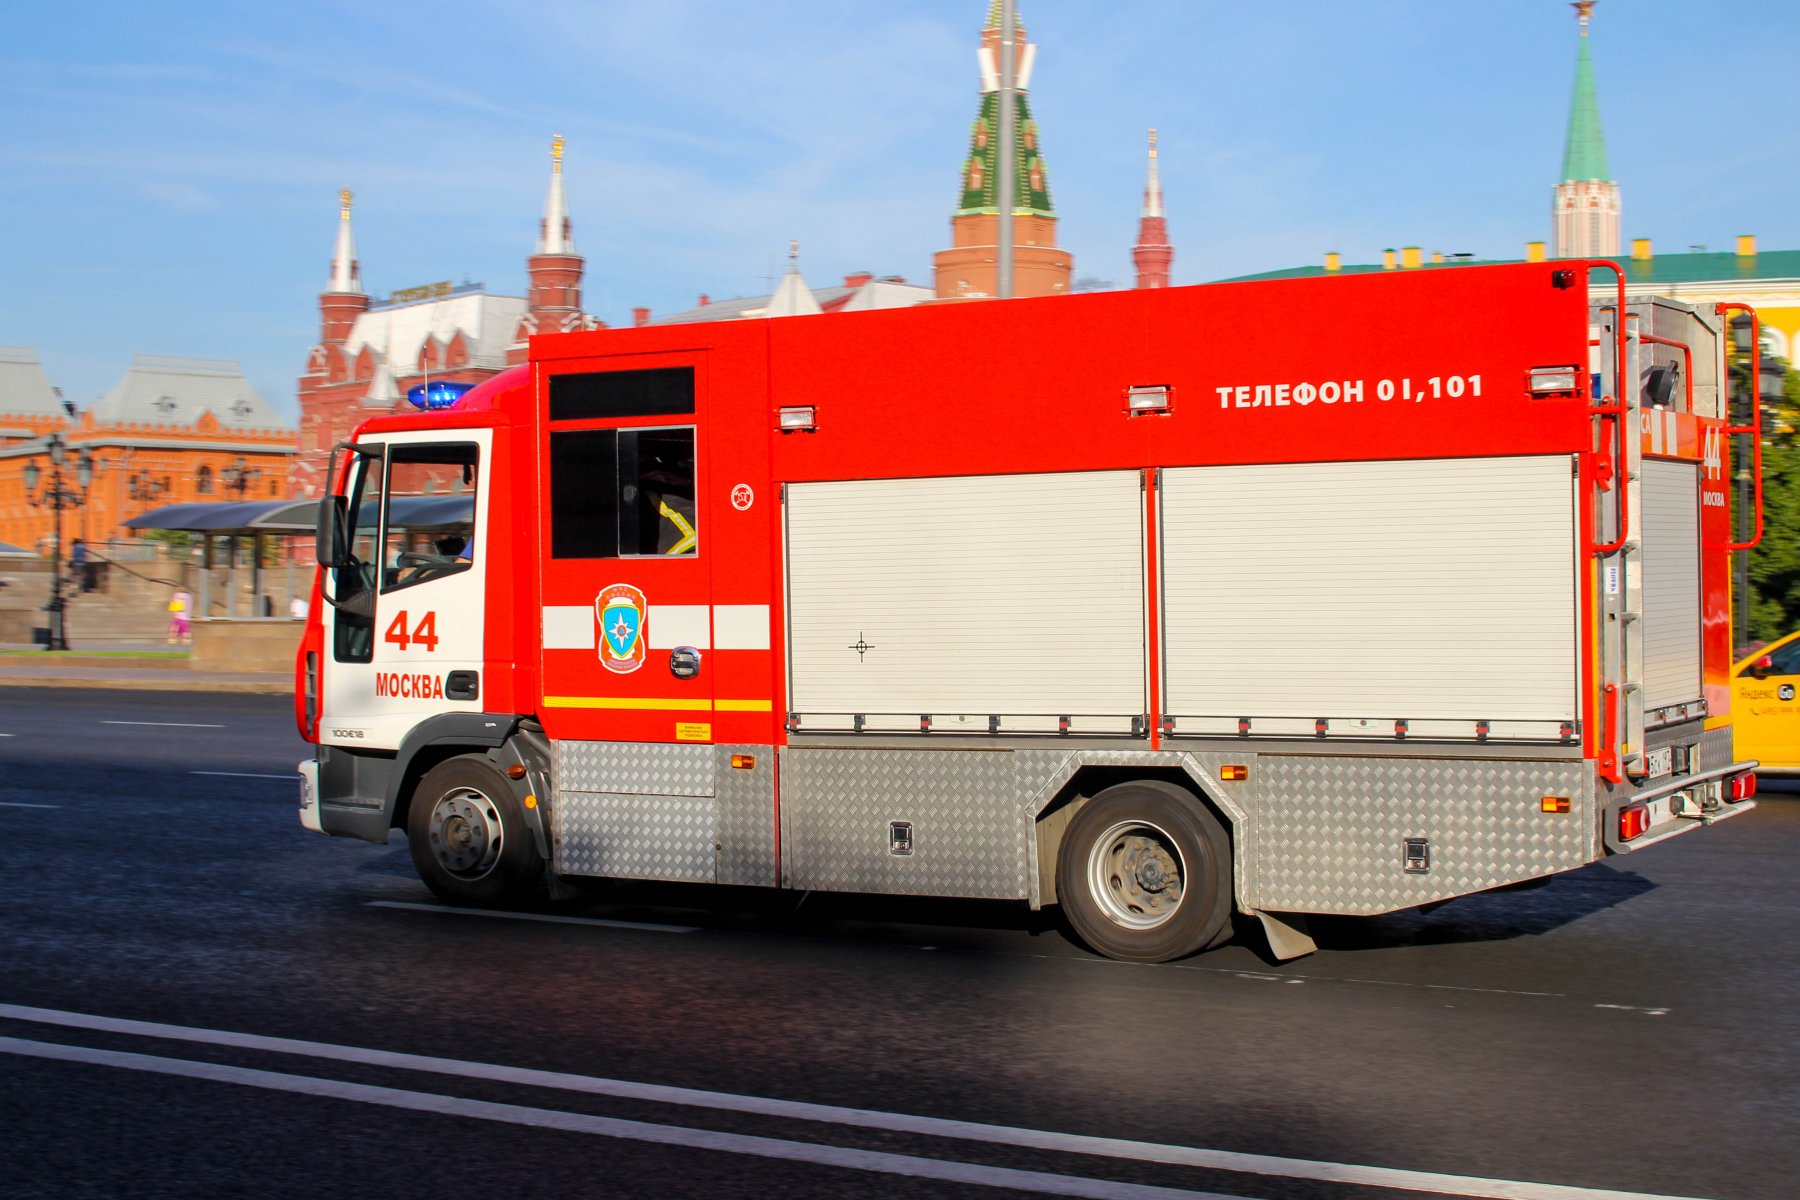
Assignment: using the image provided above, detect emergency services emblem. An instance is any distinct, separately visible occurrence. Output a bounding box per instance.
[596,584,648,675]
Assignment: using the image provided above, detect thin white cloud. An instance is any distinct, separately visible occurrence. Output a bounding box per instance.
[141,182,219,212]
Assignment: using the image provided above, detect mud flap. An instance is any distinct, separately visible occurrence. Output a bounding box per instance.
[1253,909,1317,961]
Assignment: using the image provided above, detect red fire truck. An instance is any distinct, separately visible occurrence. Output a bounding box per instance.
[296,261,1761,962]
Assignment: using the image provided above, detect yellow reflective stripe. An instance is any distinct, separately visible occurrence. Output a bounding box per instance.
[659,500,697,555]
[543,696,773,713]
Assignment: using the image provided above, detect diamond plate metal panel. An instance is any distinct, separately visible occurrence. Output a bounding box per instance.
[552,790,716,882]
[1696,725,1736,773]
[556,741,715,797]
[1247,755,1594,915]
[717,744,777,887]
[781,747,1043,898]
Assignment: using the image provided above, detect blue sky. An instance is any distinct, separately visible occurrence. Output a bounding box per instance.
[5,1,1798,424]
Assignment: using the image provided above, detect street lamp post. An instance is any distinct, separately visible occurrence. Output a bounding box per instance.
[21,433,94,652]
[129,470,171,506]
[221,455,261,498]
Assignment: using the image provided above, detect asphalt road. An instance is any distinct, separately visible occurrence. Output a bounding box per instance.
[1,686,1794,1200]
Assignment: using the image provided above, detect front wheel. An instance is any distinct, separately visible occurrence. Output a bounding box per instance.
[406,756,543,905]
[1056,781,1232,962]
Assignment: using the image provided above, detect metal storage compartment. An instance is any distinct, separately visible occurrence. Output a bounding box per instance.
[1158,455,1580,740]
[785,470,1146,734]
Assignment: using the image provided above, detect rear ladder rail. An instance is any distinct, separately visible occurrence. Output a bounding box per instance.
[1588,260,1643,785]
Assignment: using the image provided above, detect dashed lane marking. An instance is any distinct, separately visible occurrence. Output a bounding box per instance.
[0,801,58,809]
[101,721,225,729]
[0,1004,1719,1200]
[190,772,297,781]
[367,900,699,934]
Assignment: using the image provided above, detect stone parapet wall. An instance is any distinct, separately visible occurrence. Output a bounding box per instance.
[190,618,302,673]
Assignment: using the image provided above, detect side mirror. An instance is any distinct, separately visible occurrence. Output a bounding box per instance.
[316,495,351,567]
[1751,656,1775,680]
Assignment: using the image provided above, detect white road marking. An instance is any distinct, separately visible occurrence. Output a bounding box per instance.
[1594,1004,1670,1017]
[102,721,225,729]
[1063,954,1570,1000]
[0,801,58,809]
[0,1037,1229,1200]
[0,1004,1716,1200]
[366,900,698,934]
[190,772,297,781]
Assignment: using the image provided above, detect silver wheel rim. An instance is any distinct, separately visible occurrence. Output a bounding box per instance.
[427,787,503,879]
[1086,819,1185,930]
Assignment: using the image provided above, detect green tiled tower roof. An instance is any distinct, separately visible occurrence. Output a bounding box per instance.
[957,92,1055,217]
[956,3,1054,218]
[1560,12,1611,182]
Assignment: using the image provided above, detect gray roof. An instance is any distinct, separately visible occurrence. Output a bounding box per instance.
[649,278,932,325]
[89,355,291,432]
[0,347,69,420]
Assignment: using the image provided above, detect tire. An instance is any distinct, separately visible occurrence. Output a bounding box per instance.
[1056,780,1233,962]
[406,755,543,906]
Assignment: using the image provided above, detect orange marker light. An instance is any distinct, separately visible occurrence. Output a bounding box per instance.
[523,794,538,810]
[505,763,528,780]
[1540,796,1571,813]
[1618,803,1649,840]
[1219,765,1249,781]
[731,755,757,770]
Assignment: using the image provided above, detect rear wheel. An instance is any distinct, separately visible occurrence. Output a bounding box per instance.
[1057,780,1232,962]
[406,756,543,905]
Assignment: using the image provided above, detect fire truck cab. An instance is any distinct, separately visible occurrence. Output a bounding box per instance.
[297,261,1760,962]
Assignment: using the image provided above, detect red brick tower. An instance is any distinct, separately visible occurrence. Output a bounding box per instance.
[1132,129,1173,289]
[510,134,595,361]
[318,188,370,348]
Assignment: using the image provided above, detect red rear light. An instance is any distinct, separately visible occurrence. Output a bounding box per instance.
[1730,772,1758,802]
[1619,803,1650,841]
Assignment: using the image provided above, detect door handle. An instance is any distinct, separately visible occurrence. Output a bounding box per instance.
[446,670,479,701]
[669,647,702,679]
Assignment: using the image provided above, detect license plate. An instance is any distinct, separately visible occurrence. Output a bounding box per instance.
[1644,746,1674,779]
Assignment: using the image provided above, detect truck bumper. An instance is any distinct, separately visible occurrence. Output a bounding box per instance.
[297,759,322,834]
[1603,760,1759,854]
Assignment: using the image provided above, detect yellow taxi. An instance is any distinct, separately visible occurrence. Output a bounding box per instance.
[1732,630,1800,774]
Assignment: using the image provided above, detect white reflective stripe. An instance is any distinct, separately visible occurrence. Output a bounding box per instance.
[647,605,710,650]
[713,605,771,650]
[543,605,595,650]
[544,604,770,652]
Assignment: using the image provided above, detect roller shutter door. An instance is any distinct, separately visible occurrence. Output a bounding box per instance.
[785,471,1145,734]
[1160,456,1578,739]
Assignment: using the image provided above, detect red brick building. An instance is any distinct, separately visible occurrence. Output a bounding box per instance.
[292,137,598,497]
[1,348,293,550]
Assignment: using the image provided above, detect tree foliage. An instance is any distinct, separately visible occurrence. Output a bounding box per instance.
[1747,353,1800,642]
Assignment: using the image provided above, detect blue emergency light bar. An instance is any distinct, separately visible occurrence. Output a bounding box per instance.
[406,381,476,411]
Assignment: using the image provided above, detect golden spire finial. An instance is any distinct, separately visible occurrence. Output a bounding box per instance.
[1148,128,1158,157]
[1573,1,1595,33]
[551,133,565,171]
[339,187,353,218]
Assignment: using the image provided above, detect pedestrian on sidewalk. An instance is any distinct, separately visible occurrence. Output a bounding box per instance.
[70,540,98,592]
[167,590,192,644]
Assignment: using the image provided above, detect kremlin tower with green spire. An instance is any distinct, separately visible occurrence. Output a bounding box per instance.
[1553,0,1620,258]
[932,2,1073,299]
